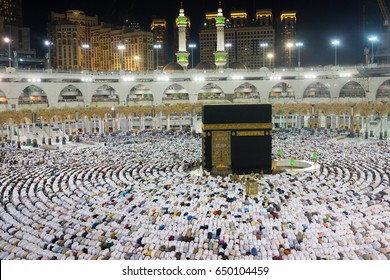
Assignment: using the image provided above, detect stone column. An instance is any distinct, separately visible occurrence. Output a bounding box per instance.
[303,116,309,128]
[330,115,333,129]
[272,116,275,129]
[167,115,171,131]
[99,118,103,134]
[80,120,83,134]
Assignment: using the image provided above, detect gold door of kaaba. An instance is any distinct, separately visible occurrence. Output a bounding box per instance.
[211,131,232,175]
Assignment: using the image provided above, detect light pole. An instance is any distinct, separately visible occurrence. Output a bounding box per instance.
[44,40,53,69]
[1,123,4,144]
[117,44,125,71]
[134,55,140,72]
[224,43,232,67]
[3,37,11,67]
[331,39,340,66]
[260,42,268,67]
[286,42,293,68]
[267,53,274,69]
[153,44,161,70]
[188,43,196,69]
[111,107,116,132]
[295,42,303,67]
[368,36,378,64]
[82,44,90,70]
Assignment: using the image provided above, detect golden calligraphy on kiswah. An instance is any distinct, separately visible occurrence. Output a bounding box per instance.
[203,123,273,130]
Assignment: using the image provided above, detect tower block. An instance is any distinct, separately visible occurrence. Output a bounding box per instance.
[213,4,227,69]
[175,6,190,69]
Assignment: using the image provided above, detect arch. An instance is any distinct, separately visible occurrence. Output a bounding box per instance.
[376,79,390,100]
[49,115,60,123]
[21,117,32,124]
[198,83,225,100]
[339,81,366,98]
[303,82,330,98]
[0,90,8,104]
[19,85,48,104]
[92,84,119,103]
[58,85,84,102]
[162,83,189,101]
[269,82,295,98]
[234,82,259,99]
[128,84,154,101]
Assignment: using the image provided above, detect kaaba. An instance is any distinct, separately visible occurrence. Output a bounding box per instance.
[202,104,272,175]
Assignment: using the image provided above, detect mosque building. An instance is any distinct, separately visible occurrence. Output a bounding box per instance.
[0,1,389,265]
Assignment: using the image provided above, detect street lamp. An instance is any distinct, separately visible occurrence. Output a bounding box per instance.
[153,44,161,70]
[134,55,140,71]
[44,40,53,69]
[1,123,4,144]
[82,44,90,70]
[260,42,268,67]
[188,43,196,69]
[368,36,378,64]
[295,42,303,67]
[111,107,116,132]
[286,42,294,68]
[3,37,11,67]
[225,43,232,67]
[117,44,125,70]
[267,53,274,69]
[331,39,340,66]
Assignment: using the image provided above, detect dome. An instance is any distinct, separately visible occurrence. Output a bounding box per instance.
[195,62,216,71]
[163,62,184,73]
[228,61,247,70]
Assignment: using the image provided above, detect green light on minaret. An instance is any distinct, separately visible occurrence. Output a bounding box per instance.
[215,54,227,62]
[177,18,187,25]
[216,17,225,24]
[176,52,189,64]
[177,55,188,62]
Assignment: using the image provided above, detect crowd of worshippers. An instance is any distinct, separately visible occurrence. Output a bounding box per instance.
[0,130,389,260]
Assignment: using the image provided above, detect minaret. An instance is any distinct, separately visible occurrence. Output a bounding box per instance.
[175,3,190,69]
[214,1,227,69]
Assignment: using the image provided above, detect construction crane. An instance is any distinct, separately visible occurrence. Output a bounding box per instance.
[377,0,390,22]
[377,0,390,53]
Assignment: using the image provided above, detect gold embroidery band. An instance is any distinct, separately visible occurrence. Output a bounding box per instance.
[236,130,271,136]
[203,123,272,130]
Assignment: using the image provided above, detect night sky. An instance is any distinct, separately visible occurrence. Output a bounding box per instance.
[22,0,386,66]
